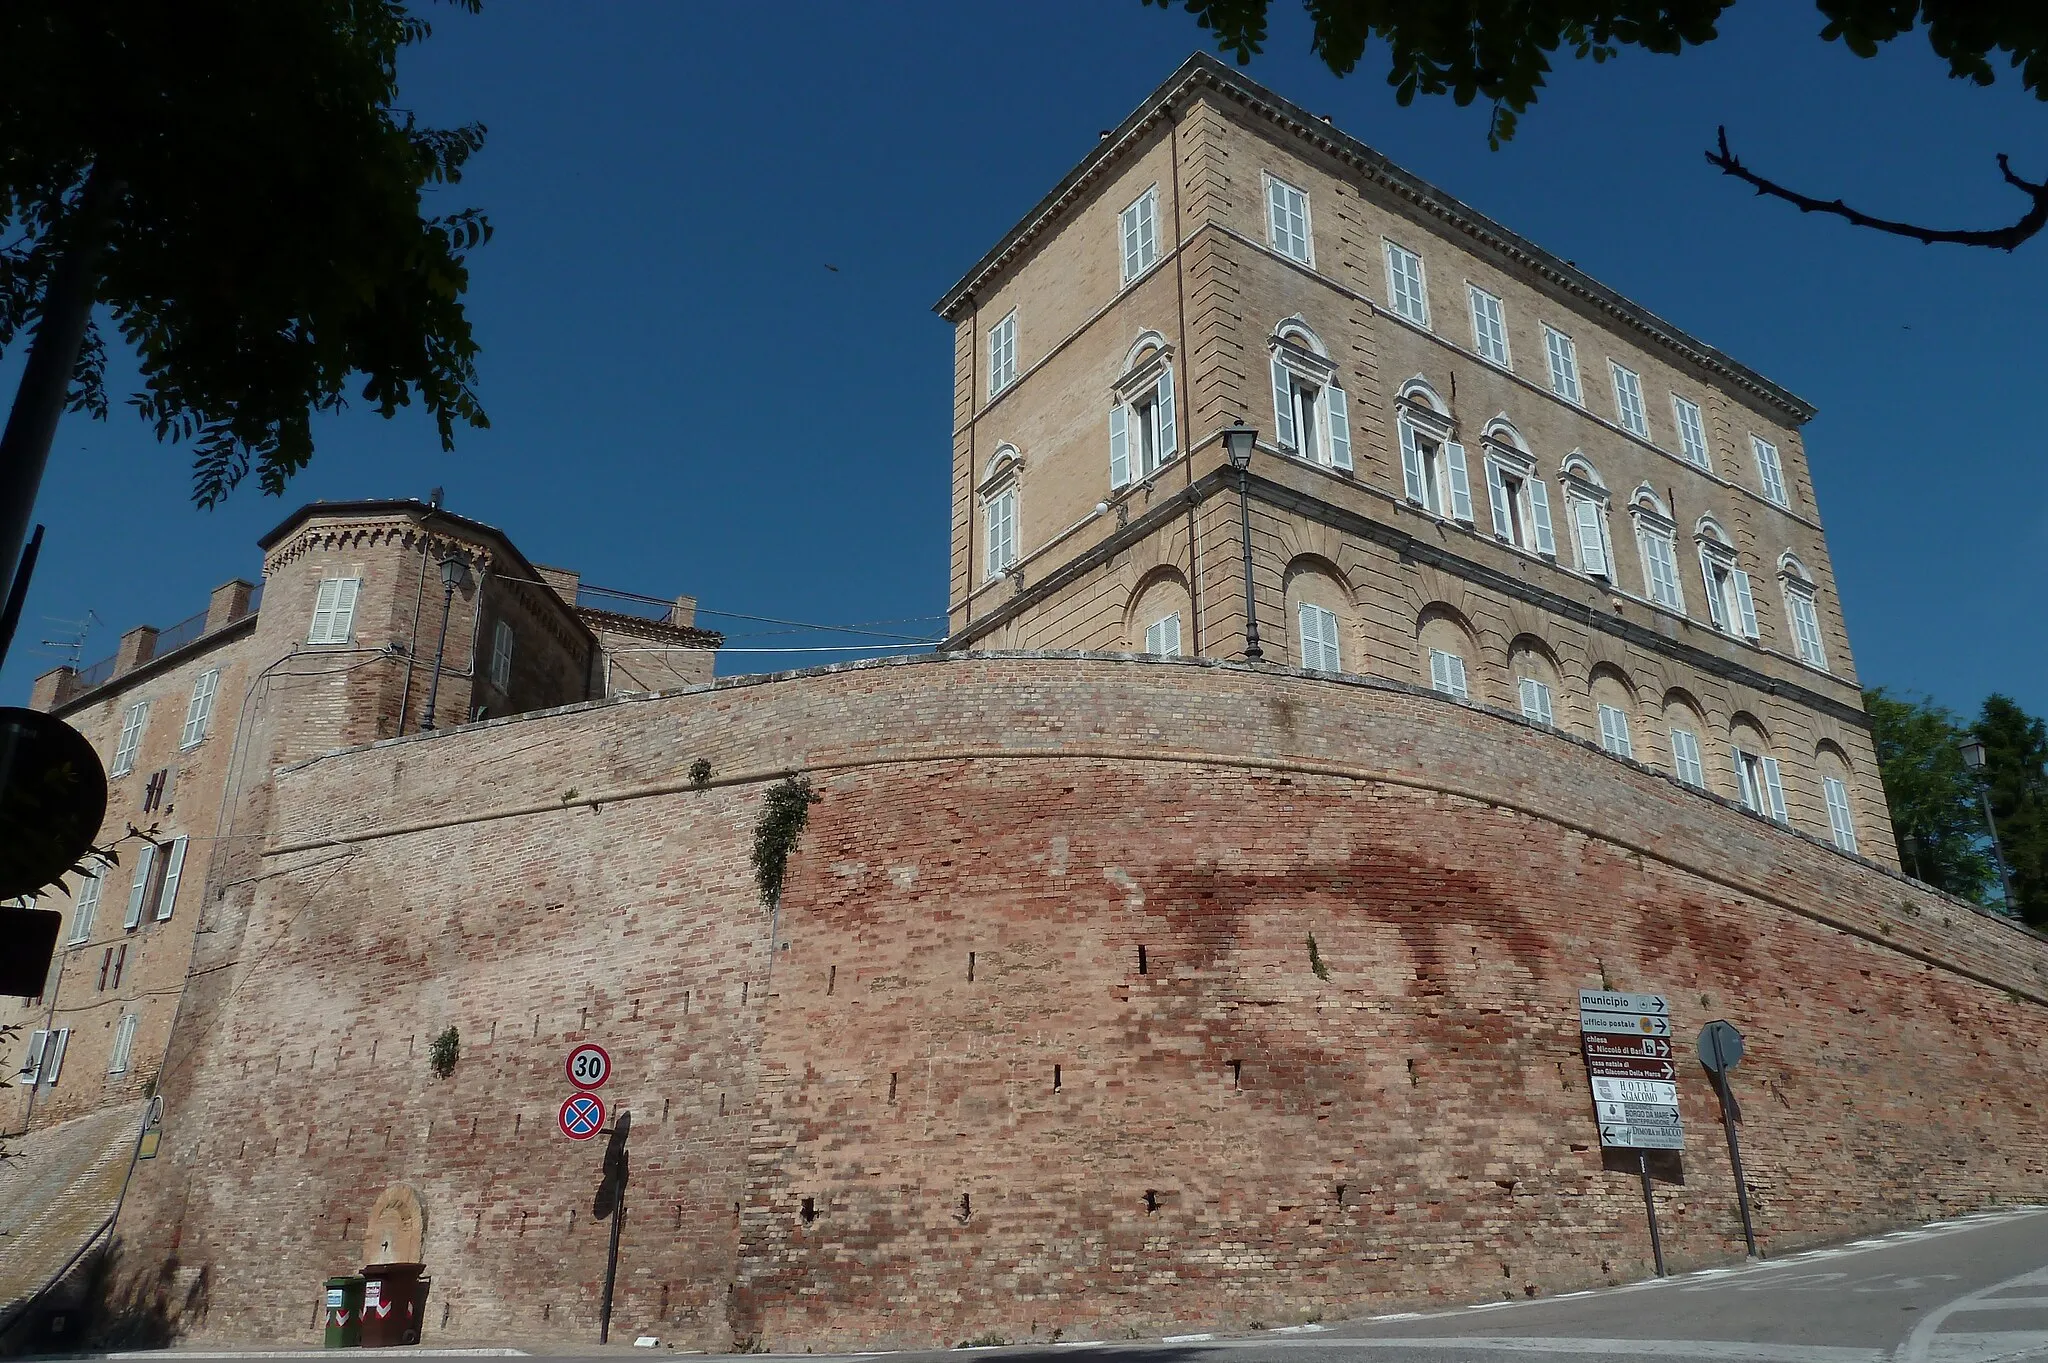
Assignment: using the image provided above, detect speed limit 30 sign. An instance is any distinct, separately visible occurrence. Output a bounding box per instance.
[566,1043,611,1091]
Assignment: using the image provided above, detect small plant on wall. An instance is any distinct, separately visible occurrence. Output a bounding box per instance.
[428,1026,460,1079]
[689,758,713,788]
[752,774,820,907]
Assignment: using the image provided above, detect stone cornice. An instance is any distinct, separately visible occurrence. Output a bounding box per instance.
[934,53,1816,425]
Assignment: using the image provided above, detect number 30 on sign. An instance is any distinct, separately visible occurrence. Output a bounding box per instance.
[566,1043,611,1090]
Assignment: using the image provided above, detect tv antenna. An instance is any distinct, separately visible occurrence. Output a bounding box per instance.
[36,610,101,666]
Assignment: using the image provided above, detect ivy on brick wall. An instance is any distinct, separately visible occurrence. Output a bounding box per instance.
[428,1026,459,1079]
[752,774,821,908]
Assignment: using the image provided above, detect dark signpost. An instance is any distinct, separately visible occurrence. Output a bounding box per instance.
[0,707,106,997]
[1699,1019,1759,1258]
[593,1109,630,1344]
[1579,989,1681,1276]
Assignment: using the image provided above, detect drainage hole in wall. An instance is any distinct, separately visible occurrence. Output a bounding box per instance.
[1052,1064,1061,1092]
[1137,945,1147,975]
[800,1197,816,1224]
[1144,1189,1159,1214]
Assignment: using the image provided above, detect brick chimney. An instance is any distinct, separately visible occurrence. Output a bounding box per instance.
[114,626,158,678]
[205,580,256,632]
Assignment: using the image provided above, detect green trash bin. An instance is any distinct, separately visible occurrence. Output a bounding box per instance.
[323,1276,365,1348]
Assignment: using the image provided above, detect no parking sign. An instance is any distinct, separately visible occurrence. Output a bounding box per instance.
[559,1092,605,1140]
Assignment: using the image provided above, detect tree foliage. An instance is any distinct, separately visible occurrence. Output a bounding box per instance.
[0,0,490,506]
[1974,693,2048,926]
[1146,1,2048,247]
[1865,688,1994,904]
[752,774,821,909]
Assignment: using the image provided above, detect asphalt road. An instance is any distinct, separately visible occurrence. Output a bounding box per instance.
[116,1203,2048,1363]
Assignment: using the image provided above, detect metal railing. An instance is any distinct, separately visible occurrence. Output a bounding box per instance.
[62,583,263,695]
[148,606,210,658]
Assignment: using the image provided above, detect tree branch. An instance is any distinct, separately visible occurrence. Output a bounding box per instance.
[1706,127,2048,251]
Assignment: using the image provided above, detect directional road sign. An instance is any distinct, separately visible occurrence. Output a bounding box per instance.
[1601,1122,1684,1150]
[560,1092,606,1140]
[1580,990,1683,1151]
[1583,1034,1673,1060]
[1583,1053,1679,1082]
[1580,1009,1673,1037]
[1579,990,1670,1016]
[567,1043,612,1091]
[1597,1101,1682,1124]
[1591,1075,1679,1104]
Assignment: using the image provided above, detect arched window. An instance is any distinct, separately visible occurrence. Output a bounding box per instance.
[1396,379,1471,521]
[1418,606,1479,701]
[1109,333,1177,490]
[981,445,1022,580]
[1629,486,1684,613]
[1268,320,1352,471]
[1695,517,1758,641]
[1286,559,1349,672]
[1129,569,1192,658]
[1559,454,1612,581]
[1662,690,1709,789]
[1591,665,1637,759]
[1729,713,1787,823]
[1816,742,1858,853]
[1779,553,1829,671]
[1509,635,1561,727]
[1480,420,1557,557]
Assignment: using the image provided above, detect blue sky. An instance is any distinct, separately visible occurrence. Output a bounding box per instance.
[3,2,2041,723]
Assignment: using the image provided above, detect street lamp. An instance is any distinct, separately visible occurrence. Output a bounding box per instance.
[1221,421,1262,662]
[1960,736,2019,912]
[420,550,472,732]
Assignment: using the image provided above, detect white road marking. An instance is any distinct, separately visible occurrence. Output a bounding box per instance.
[1268,1324,1329,1334]
[1163,1334,1218,1343]
[1896,1264,2048,1363]
[1922,1332,2048,1361]
[1053,1341,1107,1348]
[1189,1339,1881,1360]
[106,1354,529,1360]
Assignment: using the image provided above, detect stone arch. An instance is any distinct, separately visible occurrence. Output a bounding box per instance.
[1273,315,1327,356]
[1282,556,1351,671]
[1123,329,1170,371]
[1560,451,1606,489]
[980,442,1023,489]
[1417,602,1483,699]
[1695,513,1732,548]
[1589,662,1641,754]
[1662,687,1714,791]
[1507,633,1564,726]
[1780,550,1815,585]
[1483,415,1530,452]
[1125,567,1193,654]
[1729,709,1774,754]
[1397,375,1451,418]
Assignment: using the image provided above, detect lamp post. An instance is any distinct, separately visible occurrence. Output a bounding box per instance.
[419,550,471,732]
[1960,736,2018,913]
[1221,421,1262,662]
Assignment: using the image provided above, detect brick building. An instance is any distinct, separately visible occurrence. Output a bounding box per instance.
[4,52,2043,1358]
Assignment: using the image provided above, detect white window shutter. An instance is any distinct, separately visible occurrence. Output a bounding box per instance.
[1444,442,1474,522]
[309,577,340,642]
[1486,463,1512,540]
[1732,570,1759,639]
[1399,423,1427,504]
[1109,403,1130,488]
[1298,606,1317,669]
[1155,365,1176,459]
[71,869,102,944]
[1528,479,1556,556]
[155,836,187,921]
[125,842,156,930]
[1324,384,1351,470]
[1121,205,1140,282]
[1162,613,1182,657]
[41,1029,68,1086]
[333,578,360,640]
[1321,609,1340,670]
[1447,652,1467,698]
[1760,757,1788,823]
[20,1030,47,1082]
[1270,356,1297,452]
[1572,499,1607,576]
[1701,550,1729,630]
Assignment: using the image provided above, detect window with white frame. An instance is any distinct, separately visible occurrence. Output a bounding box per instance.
[110,701,148,778]
[490,620,515,690]
[1783,569,1828,670]
[69,867,103,944]
[1561,467,1613,580]
[1298,604,1341,672]
[1752,435,1789,507]
[1734,746,1788,822]
[308,576,360,645]
[1120,187,1160,284]
[1397,401,1471,521]
[180,668,219,748]
[1610,362,1650,438]
[1632,495,1684,612]
[1268,331,1351,470]
[123,840,156,931]
[1673,396,1710,469]
[1108,348,1177,488]
[988,312,1017,397]
[20,1028,67,1087]
[1265,174,1311,265]
[1697,531,1759,640]
[1518,677,1553,726]
[1543,326,1582,404]
[983,483,1018,578]
[1468,286,1510,368]
[109,1011,139,1076]
[154,836,186,922]
[1823,775,1858,852]
[1597,704,1633,758]
[1384,240,1428,326]
[1144,613,1183,657]
[1670,728,1706,787]
[1482,440,1557,556]
[1429,648,1469,700]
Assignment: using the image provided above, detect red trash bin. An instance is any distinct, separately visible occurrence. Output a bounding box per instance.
[359,1263,428,1347]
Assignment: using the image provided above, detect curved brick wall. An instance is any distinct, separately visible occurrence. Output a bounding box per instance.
[123,654,2048,1350]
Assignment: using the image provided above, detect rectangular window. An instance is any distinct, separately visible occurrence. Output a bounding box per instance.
[1598,704,1633,759]
[984,486,1018,578]
[987,312,1017,396]
[111,702,147,778]
[38,1028,68,1087]
[1786,586,1828,670]
[1120,187,1160,283]
[1144,613,1183,657]
[109,1012,139,1076]
[69,868,103,944]
[1518,677,1552,726]
[180,669,219,748]
[1486,461,1557,556]
[484,619,512,690]
[1735,749,1788,823]
[1753,436,1789,507]
[308,577,361,645]
[1266,175,1311,264]
[1468,286,1510,367]
[1640,528,1683,611]
[1673,396,1710,469]
[1543,326,1582,404]
[1611,363,1650,438]
[19,1029,48,1084]
[1298,604,1341,672]
[1570,496,1609,578]
[1384,240,1428,326]
[1699,550,1759,640]
[1671,728,1705,787]
[1269,358,1351,471]
[1400,426,1470,520]
[1823,776,1858,853]
[1429,649,1468,700]
[154,836,187,922]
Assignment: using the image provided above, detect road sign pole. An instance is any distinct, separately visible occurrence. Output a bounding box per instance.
[1637,1151,1665,1277]
[1710,1027,1760,1258]
[599,1183,624,1343]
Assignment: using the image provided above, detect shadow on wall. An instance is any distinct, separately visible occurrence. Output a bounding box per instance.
[0,1241,212,1357]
